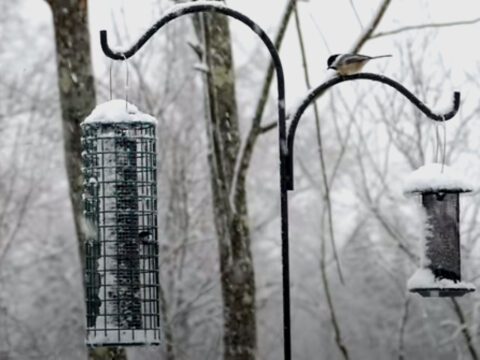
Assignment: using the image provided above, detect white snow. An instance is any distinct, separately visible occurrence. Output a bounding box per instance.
[286,94,309,121]
[402,163,475,194]
[409,202,432,267]
[79,215,98,246]
[86,329,161,345]
[407,268,475,291]
[193,62,210,73]
[280,139,288,156]
[431,94,458,116]
[166,1,228,17]
[253,24,263,35]
[83,99,157,125]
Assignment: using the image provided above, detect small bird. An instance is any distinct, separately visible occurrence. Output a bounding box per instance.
[327,53,392,76]
[138,230,154,244]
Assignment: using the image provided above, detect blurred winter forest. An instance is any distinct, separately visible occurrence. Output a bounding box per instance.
[2,0,480,359]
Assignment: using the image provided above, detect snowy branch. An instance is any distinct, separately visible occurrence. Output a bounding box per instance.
[229,0,295,209]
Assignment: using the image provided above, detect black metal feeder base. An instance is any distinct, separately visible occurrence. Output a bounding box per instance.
[410,287,475,298]
[407,267,476,298]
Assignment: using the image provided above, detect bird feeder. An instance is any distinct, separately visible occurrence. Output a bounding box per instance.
[81,100,161,346]
[403,163,475,297]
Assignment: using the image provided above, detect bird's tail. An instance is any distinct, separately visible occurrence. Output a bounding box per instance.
[370,54,392,59]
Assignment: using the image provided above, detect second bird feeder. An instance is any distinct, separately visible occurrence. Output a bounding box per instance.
[404,163,475,297]
[81,100,161,346]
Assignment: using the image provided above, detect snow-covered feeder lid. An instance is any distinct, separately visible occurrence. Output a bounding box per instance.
[407,268,475,297]
[82,99,157,125]
[403,163,475,195]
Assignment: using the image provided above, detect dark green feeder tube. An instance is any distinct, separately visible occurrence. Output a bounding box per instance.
[81,100,161,346]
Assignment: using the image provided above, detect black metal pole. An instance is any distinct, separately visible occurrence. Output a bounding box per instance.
[285,73,461,190]
[99,3,292,359]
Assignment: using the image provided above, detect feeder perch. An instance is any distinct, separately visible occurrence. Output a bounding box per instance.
[403,163,476,297]
[81,100,161,346]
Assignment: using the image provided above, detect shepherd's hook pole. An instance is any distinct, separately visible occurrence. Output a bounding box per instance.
[100,2,292,359]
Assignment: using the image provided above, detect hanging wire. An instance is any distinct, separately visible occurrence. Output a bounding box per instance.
[124,54,129,111]
[107,57,129,107]
[434,123,440,163]
[431,115,447,172]
[109,60,113,100]
[441,115,447,173]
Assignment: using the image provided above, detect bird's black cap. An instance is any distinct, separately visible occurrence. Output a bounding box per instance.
[327,54,340,69]
[138,230,151,238]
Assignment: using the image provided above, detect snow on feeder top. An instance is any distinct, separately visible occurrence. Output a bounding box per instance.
[403,163,475,195]
[83,99,157,125]
[81,100,161,346]
[403,163,476,297]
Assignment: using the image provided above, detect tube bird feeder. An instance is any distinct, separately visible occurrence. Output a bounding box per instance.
[403,163,475,297]
[81,100,161,345]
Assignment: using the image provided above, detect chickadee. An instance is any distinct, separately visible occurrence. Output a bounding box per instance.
[327,53,392,76]
[138,230,154,244]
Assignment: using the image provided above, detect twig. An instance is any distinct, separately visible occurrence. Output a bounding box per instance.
[257,0,392,135]
[450,299,479,360]
[293,0,345,285]
[231,0,295,203]
[293,3,349,359]
[348,0,364,29]
[397,297,410,360]
[260,121,278,134]
[371,17,480,39]
[350,0,392,53]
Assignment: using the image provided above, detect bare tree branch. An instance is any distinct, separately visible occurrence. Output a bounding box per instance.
[260,121,277,134]
[397,297,410,360]
[348,0,364,30]
[255,0,393,144]
[292,4,352,359]
[371,17,480,39]
[292,0,345,284]
[350,0,392,53]
[450,298,479,360]
[232,0,295,203]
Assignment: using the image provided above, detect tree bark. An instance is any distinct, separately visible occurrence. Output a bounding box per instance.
[44,1,126,359]
[196,10,257,360]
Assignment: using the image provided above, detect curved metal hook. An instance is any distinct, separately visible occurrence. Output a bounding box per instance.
[286,72,461,190]
[100,1,288,175]
[100,1,288,184]
[100,3,276,63]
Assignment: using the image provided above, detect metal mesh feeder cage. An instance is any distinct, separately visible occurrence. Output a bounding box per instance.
[403,163,476,297]
[81,100,161,346]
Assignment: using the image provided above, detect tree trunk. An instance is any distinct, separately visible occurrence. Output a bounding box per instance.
[197,11,257,360]
[44,1,126,359]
